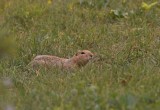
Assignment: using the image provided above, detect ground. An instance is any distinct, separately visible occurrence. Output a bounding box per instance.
[0,0,160,110]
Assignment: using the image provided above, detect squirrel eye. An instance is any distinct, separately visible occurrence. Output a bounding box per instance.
[81,52,85,54]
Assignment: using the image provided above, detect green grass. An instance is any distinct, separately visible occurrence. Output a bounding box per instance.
[0,0,160,110]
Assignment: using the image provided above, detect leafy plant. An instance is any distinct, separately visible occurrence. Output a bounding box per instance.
[109,9,128,19]
[141,1,158,11]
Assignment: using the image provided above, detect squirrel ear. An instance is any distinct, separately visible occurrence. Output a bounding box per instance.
[75,50,81,56]
[75,53,78,56]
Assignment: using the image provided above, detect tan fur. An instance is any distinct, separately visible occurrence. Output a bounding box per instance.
[29,50,94,71]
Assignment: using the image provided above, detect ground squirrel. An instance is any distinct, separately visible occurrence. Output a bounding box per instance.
[29,50,94,71]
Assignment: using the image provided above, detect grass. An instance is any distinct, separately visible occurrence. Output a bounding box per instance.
[0,0,160,110]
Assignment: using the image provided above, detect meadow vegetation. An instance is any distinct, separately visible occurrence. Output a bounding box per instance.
[0,0,160,110]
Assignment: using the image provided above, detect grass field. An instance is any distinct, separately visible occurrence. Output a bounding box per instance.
[0,0,160,110]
